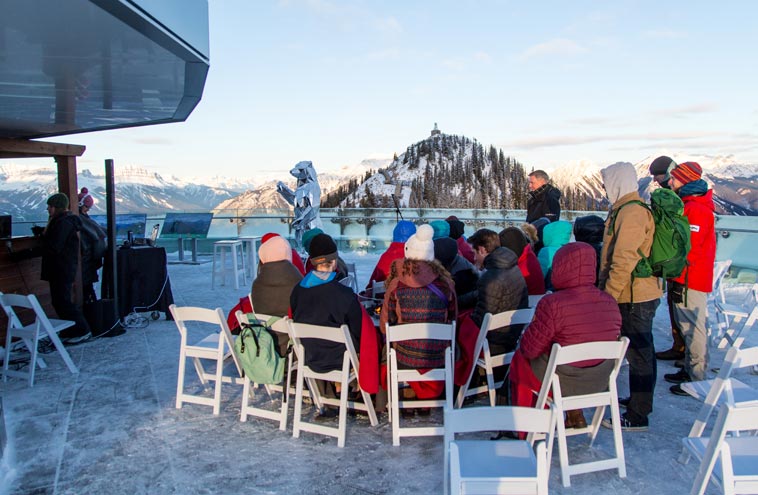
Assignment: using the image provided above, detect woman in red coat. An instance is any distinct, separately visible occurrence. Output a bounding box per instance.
[508,242,621,427]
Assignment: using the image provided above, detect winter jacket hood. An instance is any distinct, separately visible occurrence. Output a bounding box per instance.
[542,221,572,247]
[552,242,597,290]
[573,215,605,245]
[601,162,638,204]
[483,246,519,271]
[387,258,443,288]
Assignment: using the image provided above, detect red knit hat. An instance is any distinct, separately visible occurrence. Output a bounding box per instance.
[670,161,702,185]
[261,232,280,244]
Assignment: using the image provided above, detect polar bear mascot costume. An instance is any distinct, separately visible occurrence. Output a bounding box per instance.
[276,160,323,250]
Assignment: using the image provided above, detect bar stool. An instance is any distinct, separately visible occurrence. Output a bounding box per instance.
[212,240,245,289]
[238,235,262,281]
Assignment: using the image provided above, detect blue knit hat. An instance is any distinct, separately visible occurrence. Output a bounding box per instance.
[430,220,450,240]
[392,220,416,243]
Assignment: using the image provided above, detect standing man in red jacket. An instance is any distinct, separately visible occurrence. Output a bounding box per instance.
[662,162,716,396]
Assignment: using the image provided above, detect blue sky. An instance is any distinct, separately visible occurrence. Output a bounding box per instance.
[67,1,758,178]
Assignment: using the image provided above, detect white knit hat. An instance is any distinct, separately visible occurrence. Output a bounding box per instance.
[404,224,435,261]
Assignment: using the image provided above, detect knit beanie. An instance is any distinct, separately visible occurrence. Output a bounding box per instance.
[499,227,528,257]
[404,224,435,261]
[46,193,69,209]
[261,232,280,244]
[446,218,465,240]
[670,161,703,185]
[392,220,416,243]
[430,220,450,240]
[302,228,324,253]
[308,233,338,265]
[258,236,292,264]
[434,237,458,269]
[77,187,94,208]
[649,156,677,176]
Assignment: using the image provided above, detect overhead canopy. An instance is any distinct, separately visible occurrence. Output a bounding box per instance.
[0,0,210,139]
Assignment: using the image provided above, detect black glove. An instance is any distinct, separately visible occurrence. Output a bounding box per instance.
[669,282,685,304]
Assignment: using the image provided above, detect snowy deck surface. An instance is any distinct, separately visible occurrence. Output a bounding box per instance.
[2,251,757,495]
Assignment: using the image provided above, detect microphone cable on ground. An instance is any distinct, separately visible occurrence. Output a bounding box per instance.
[120,271,170,330]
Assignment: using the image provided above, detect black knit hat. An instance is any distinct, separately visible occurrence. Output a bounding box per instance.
[308,233,338,265]
[434,237,458,269]
[649,156,677,176]
[446,218,465,240]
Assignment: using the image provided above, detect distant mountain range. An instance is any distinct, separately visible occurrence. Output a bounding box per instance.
[1,135,756,221]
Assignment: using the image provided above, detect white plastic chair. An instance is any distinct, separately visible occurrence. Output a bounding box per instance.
[170,304,242,415]
[714,283,758,350]
[0,292,78,386]
[455,308,535,408]
[371,280,386,298]
[288,321,378,448]
[386,321,455,446]
[344,262,359,292]
[444,405,556,495]
[235,311,295,431]
[528,294,547,307]
[531,337,630,487]
[681,345,758,441]
[682,403,758,495]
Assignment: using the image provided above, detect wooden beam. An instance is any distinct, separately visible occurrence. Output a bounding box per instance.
[0,138,85,158]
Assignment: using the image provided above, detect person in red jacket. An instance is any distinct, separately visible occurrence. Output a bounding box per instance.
[499,227,546,295]
[662,162,716,395]
[365,220,415,293]
[508,242,621,428]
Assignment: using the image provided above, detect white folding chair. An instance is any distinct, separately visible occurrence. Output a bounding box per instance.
[444,405,556,495]
[528,294,547,307]
[0,292,78,386]
[371,280,386,298]
[682,403,758,495]
[344,262,359,292]
[531,337,630,487]
[386,322,455,446]
[235,311,295,431]
[714,283,758,350]
[681,345,758,441]
[170,304,242,415]
[288,321,378,448]
[455,308,535,408]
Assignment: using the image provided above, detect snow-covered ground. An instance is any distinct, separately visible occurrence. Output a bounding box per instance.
[1,251,757,494]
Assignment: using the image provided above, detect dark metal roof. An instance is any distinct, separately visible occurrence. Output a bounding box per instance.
[0,0,209,139]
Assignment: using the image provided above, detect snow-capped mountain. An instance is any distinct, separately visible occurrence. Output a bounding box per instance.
[0,164,242,221]
[550,154,758,215]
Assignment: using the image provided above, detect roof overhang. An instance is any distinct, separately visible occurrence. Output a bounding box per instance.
[0,0,210,139]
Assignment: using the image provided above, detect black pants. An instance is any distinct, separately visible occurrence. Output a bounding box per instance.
[619,299,660,422]
[49,279,91,337]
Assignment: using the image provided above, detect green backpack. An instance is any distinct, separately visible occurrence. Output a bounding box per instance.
[234,315,285,385]
[609,188,691,280]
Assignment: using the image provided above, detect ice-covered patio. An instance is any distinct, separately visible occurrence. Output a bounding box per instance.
[2,251,757,495]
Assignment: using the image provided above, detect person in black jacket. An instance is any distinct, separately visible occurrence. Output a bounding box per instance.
[526,170,561,224]
[572,215,605,285]
[290,233,362,374]
[42,193,92,343]
[466,229,529,355]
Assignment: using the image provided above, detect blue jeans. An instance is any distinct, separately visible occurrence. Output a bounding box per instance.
[619,299,660,422]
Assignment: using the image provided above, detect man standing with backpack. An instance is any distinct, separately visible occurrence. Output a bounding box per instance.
[649,156,687,362]
[662,162,716,395]
[598,162,662,431]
